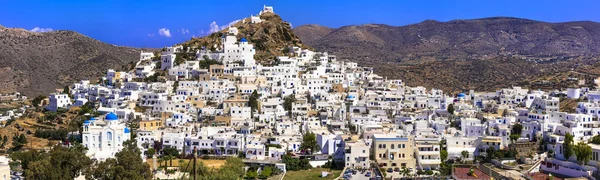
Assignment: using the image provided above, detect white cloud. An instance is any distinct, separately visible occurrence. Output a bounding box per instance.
[220,19,240,30]
[158,28,171,37]
[208,19,241,34]
[30,27,53,32]
[289,22,293,28]
[180,28,190,35]
[209,21,219,33]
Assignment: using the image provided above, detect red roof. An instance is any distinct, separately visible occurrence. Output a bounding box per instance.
[453,167,491,180]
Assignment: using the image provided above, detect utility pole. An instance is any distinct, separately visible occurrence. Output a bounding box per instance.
[193,146,197,180]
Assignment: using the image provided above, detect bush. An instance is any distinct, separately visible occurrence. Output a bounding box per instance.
[282,155,312,171]
[245,170,258,179]
[258,166,273,179]
[34,129,69,140]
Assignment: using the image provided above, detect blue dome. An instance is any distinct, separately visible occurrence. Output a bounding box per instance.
[124,127,130,133]
[240,38,247,42]
[90,117,97,121]
[457,93,466,98]
[83,120,90,124]
[347,95,355,99]
[105,112,118,121]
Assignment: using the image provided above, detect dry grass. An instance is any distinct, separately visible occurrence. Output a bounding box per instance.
[284,168,341,180]
[0,106,82,151]
[145,158,226,170]
[560,98,578,113]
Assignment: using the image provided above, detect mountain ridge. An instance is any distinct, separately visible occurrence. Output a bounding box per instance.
[0,25,146,96]
[294,17,600,92]
[295,17,600,63]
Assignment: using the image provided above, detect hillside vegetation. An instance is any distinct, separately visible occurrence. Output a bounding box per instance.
[180,12,310,63]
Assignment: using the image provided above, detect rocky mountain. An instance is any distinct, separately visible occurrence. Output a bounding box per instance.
[0,26,144,96]
[295,17,600,62]
[294,17,600,92]
[180,12,310,63]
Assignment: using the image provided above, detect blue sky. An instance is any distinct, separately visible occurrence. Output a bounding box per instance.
[1,0,598,48]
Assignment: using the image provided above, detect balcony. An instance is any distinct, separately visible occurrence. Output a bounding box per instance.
[417,150,440,156]
[418,158,442,165]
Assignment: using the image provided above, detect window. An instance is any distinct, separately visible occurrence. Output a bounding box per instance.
[107,132,113,140]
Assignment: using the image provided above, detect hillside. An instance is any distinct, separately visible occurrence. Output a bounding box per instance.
[180,12,310,63]
[295,17,600,62]
[0,26,143,96]
[294,17,600,92]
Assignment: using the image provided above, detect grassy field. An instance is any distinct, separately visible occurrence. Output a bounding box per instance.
[145,158,226,170]
[284,168,342,180]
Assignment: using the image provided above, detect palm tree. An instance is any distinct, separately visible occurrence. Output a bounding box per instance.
[178,159,185,167]
[157,158,164,170]
[401,167,410,177]
[160,156,169,168]
[166,155,174,167]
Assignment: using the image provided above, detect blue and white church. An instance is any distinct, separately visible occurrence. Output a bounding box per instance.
[82,112,131,161]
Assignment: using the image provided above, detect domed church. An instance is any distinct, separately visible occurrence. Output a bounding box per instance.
[82,112,131,161]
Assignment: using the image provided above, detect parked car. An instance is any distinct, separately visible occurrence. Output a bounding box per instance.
[394,167,400,172]
[387,168,393,173]
[365,172,372,177]
[352,170,358,175]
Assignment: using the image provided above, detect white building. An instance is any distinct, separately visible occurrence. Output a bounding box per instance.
[161,54,176,70]
[344,141,370,169]
[45,93,71,112]
[82,113,132,161]
[0,156,9,180]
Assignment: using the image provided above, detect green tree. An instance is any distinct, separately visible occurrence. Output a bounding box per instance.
[425,169,434,176]
[145,148,155,158]
[574,141,592,165]
[447,104,455,114]
[10,144,91,180]
[31,95,47,108]
[163,147,180,157]
[564,133,574,160]
[300,132,320,154]
[282,154,311,171]
[11,133,27,151]
[511,123,523,135]
[283,94,296,112]
[246,170,258,179]
[509,134,521,142]
[249,90,260,117]
[199,58,223,69]
[85,140,153,179]
[461,150,469,162]
[440,150,448,161]
[259,166,273,179]
[590,135,600,144]
[401,167,410,177]
[63,85,70,95]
